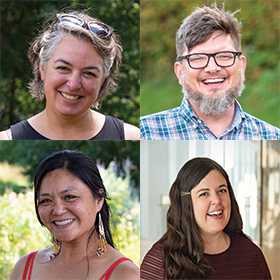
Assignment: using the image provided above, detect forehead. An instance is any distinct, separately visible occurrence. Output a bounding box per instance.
[50,34,104,68]
[192,169,228,191]
[187,31,236,54]
[39,168,90,194]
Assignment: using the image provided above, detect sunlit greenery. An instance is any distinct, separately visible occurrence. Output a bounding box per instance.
[0,141,139,194]
[0,165,139,280]
[141,0,280,127]
[0,0,139,130]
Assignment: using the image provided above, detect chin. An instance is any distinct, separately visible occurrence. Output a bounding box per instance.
[55,234,76,243]
[207,227,226,235]
[56,106,87,117]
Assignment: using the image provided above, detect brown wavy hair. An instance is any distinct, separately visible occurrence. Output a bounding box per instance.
[160,157,243,279]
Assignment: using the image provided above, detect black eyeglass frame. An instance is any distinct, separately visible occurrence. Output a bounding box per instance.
[176,51,242,69]
[56,14,113,39]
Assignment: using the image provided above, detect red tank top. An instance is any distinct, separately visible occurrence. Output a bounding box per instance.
[22,251,130,280]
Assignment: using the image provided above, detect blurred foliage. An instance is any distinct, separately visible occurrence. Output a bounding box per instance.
[0,141,139,196]
[0,0,139,130]
[141,0,280,126]
[0,180,28,195]
[101,166,140,263]
[0,166,139,280]
[0,191,51,279]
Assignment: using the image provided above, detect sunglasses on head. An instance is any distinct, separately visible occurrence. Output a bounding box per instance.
[56,13,112,39]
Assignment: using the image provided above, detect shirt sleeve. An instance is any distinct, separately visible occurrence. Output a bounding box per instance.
[255,247,272,279]
[140,242,166,280]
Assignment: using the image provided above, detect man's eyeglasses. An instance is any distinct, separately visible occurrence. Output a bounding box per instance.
[176,51,242,69]
[56,14,112,39]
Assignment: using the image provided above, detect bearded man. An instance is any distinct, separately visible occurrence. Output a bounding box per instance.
[140,5,280,140]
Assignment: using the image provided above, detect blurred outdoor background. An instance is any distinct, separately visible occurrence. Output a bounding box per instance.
[141,0,280,127]
[0,141,139,280]
[0,0,139,131]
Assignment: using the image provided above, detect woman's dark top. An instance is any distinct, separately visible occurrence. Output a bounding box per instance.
[10,115,125,140]
[140,232,272,279]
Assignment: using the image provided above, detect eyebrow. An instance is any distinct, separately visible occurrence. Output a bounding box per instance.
[39,188,76,197]
[196,184,227,194]
[189,49,236,55]
[54,59,101,72]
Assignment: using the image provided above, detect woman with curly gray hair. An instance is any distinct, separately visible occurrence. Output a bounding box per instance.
[0,11,139,140]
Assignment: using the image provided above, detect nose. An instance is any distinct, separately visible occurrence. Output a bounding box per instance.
[210,192,222,205]
[67,72,82,91]
[52,201,67,216]
[204,56,221,72]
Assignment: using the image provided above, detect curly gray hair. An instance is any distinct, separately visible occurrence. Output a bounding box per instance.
[28,11,122,106]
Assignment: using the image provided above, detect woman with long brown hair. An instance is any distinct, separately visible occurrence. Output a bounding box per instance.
[141,157,271,279]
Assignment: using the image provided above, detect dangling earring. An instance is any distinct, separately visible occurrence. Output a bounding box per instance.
[51,237,61,259]
[96,213,107,257]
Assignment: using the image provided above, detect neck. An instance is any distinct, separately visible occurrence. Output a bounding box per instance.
[38,109,97,139]
[189,100,235,137]
[202,231,230,254]
[57,233,100,264]
[45,107,93,127]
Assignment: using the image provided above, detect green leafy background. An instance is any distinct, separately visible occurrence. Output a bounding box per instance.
[140,0,280,127]
[0,0,139,130]
[0,141,139,279]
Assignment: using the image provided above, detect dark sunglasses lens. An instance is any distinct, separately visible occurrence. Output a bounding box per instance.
[89,23,111,37]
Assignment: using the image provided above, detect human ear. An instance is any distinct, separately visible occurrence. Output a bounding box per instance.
[39,63,46,81]
[174,62,186,86]
[96,198,104,212]
[239,55,247,73]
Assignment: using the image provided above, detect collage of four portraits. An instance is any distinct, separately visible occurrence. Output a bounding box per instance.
[0,0,279,279]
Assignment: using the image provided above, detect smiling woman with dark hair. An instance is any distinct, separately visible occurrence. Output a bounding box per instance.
[10,150,139,280]
[141,157,271,279]
[0,11,139,140]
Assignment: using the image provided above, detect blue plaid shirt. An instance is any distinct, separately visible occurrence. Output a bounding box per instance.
[140,99,280,140]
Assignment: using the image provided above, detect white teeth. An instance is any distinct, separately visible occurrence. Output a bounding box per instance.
[203,78,225,84]
[60,91,80,100]
[53,219,74,226]
[208,210,223,216]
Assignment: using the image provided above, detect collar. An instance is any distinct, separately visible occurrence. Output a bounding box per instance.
[179,98,246,136]
[179,98,199,122]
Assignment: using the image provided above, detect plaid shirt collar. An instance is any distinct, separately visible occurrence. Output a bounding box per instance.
[179,98,245,137]
[140,98,280,140]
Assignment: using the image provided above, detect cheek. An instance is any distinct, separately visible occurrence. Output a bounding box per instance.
[38,207,48,225]
[228,66,241,80]
[226,196,231,212]
[184,71,201,86]
[44,73,67,92]
[86,78,103,93]
[192,200,207,223]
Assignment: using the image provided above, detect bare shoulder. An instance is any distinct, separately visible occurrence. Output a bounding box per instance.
[105,247,139,280]
[124,123,140,140]
[9,253,30,280]
[37,248,54,262]
[0,129,10,140]
[111,259,140,280]
[9,249,50,280]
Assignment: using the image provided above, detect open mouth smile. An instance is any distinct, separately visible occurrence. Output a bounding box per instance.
[58,91,82,101]
[207,210,223,218]
[52,218,75,227]
[202,78,226,85]
[201,76,228,87]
